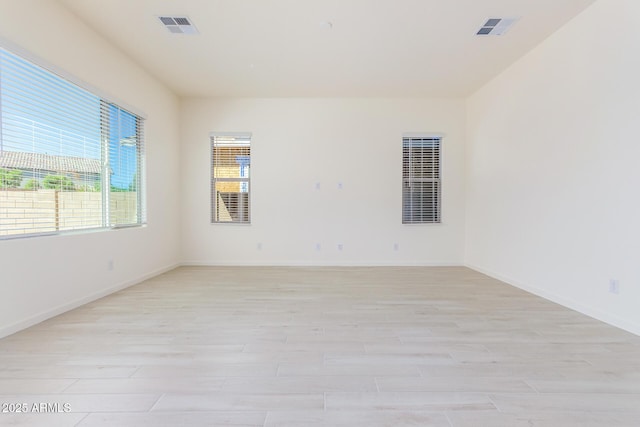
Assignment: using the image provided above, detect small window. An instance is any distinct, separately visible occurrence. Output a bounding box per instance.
[211,133,251,223]
[402,135,441,223]
[0,47,145,239]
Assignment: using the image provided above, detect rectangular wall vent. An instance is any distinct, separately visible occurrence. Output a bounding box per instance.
[158,16,199,35]
[476,17,518,36]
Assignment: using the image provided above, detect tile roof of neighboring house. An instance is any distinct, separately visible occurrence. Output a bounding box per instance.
[0,151,102,174]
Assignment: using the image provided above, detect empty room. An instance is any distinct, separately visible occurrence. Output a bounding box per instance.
[1,0,639,426]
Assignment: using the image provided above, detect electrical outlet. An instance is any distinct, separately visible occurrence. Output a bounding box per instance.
[337,243,343,251]
[609,279,620,294]
[107,259,114,271]
[315,243,321,251]
[393,243,399,251]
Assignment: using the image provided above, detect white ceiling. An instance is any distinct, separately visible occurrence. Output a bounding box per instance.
[58,0,596,98]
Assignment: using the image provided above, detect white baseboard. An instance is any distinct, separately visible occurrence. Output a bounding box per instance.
[465,263,640,337]
[0,263,180,339]
[180,260,463,267]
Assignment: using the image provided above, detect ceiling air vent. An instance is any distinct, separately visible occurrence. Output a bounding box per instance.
[476,17,518,36]
[158,16,199,35]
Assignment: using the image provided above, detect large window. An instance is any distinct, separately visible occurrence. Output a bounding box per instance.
[211,133,251,224]
[402,135,441,223]
[0,47,144,238]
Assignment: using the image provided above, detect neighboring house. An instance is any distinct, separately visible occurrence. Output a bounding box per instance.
[0,151,102,188]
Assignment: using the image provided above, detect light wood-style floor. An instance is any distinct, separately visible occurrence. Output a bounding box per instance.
[1,266,639,426]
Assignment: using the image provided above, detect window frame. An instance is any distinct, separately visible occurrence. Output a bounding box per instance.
[210,132,251,224]
[402,133,443,224]
[0,43,146,240]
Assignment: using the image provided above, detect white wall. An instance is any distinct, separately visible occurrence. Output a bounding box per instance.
[0,0,181,337]
[181,98,466,266]
[466,0,640,335]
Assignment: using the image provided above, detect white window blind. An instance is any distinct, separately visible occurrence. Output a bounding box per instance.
[211,133,251,224]
[402,135,441,224]
[0,47,144,239]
